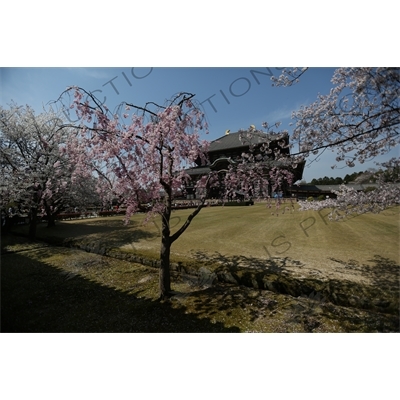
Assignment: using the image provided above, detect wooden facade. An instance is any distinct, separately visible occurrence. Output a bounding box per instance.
[184,131,305,199]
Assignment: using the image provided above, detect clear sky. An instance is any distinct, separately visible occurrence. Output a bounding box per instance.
[1,67,397,181]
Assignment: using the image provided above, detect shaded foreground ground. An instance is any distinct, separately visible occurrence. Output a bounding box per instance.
[2,235,399,332]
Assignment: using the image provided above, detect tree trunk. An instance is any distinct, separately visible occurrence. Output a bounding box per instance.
[159,234,171,300]
[47,218,56,228]
[47,213,56,228]
[159,210,172,300]
[44,203,56,227]
[29,208,37,239]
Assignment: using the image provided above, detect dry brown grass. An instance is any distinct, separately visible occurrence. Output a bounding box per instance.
[15,202,399,285]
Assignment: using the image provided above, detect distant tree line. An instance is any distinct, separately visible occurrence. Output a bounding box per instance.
[310,176,346,185]
[309,166,399,185]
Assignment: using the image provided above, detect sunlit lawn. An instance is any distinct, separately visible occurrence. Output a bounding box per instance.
[15,202,399,284]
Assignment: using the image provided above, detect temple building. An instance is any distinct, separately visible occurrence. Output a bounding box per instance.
[184,129,305,200]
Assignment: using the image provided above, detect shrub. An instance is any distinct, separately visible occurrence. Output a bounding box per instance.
[55,213,81,220]
[98,210,126,217]
[224,200,254,206]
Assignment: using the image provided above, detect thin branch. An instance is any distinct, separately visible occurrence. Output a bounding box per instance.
[170,174,211,244]
[54,86,106,115]
[291,122,399,157]
[124,102,158,117]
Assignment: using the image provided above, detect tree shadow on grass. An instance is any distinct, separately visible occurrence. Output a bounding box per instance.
[177,283,280,324]
[174,276,400,332]
[59,215,184,250]
[1,251,239,333]
[328,255,400,290]
[185,252,315,327]
[191,251,307,293]
[328,255,399,311]
[190,251,400,318]
[14,218,160,251]
[193,250,304,274]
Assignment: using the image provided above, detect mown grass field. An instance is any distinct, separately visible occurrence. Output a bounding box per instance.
[17,202,400,282]
[2,202,399,332]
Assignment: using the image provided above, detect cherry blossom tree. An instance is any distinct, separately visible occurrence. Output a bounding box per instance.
[297,157,400,217]
[61,88,297,299]
[67,174,103,212]
[271,67,400,214]
[60,88,215,299]
[292,68,398,165]
[0,104,77,237]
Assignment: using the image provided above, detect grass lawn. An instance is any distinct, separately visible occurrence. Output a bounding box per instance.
[2,202,399,332]
[13,202,399,283]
